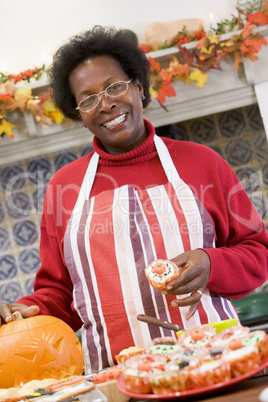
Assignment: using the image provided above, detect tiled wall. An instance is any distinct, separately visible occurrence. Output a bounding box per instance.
[0,104,267,305]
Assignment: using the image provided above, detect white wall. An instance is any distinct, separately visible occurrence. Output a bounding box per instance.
[1,0,238,74]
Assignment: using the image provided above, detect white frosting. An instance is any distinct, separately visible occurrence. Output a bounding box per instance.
[145,261,175,284]
[223,345,257,361]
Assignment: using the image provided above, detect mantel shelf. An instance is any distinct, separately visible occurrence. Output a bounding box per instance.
[1,25,268,165]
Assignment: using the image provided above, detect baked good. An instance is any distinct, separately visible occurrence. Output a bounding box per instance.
[222,345,260,377]
[241,330,268,360]
[146,336,182,358]
[178,326,216,349]
[188,359,231,389]
[115,346,145,364]
[145,259,179,289]
[150,369,190,394]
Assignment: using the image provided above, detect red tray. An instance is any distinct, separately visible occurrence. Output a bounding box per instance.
[117,354,268,400]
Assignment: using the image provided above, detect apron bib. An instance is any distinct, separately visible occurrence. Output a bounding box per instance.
[64,135,238,373]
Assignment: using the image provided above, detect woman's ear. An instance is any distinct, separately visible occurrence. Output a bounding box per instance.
[135,79,145,100]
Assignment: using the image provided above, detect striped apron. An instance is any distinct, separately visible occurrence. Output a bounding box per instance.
[64,135,238,373]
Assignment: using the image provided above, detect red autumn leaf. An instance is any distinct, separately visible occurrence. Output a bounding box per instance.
[156,80,176,104]
[247,10,268,25]
[148,57,160,73]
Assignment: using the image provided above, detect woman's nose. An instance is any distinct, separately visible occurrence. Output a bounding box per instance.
[97,93,116,111]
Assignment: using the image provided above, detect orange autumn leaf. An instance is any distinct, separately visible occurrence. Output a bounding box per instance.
[243,33,268,54]
[247,10,268,25]
[148,57,160,73]
[156,80,176,104]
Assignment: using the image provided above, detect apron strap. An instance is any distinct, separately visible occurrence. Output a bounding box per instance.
[154,135,181,182]
[74,151,99,212]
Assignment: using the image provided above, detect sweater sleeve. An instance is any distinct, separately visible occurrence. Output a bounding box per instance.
[205,168,268,299]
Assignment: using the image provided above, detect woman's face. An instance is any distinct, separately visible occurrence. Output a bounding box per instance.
[69,55,147,155]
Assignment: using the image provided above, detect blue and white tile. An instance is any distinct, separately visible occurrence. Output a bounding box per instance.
[225,140,253,167]
[19,248,41,274]
[12,220,38,246]
[54,152,77,171]
[6,192,32,218]
[0,255,17,280]
[27,158,53,185]
[0,165,25,190]
[0,281,24,303]
[0,227,10,251]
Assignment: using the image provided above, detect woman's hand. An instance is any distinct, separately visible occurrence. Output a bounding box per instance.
[0,303,40,326]
[161,250,211,320]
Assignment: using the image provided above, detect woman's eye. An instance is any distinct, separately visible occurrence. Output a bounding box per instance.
[81,96,96,107]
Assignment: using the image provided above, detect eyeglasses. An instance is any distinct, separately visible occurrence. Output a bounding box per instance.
[76,79,132,113]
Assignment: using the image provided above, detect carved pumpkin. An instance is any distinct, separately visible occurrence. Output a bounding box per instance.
[0,315,83,388]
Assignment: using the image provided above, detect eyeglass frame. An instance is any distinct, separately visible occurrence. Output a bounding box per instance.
[75,78,133,113]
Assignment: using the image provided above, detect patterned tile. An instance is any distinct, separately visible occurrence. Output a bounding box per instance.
[189,117,217,143]
[225,140,253,166]
[13,220,38,246]
[19,248,41,274]
[25,277,35,295]
[246,104,264,131]
[250,193,266,220]
[27,158,53,185]
[33,186,47,214]
[0,227,10,251]
[81,145,94,157]
[54,152,77,171]
[0,255,17,280]
[0,282,24,303]
[219,110,245,138]
[263,163,268,186]
[0,165,25,190]
[6,192,32,218]
[0,203,4,223]
[235,167,260,193]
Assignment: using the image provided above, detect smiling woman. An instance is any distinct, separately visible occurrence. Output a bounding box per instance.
[0,25,267,377]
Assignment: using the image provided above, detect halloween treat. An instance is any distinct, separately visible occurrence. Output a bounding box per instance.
[178,325,216,349]
[222,345,260,377]
[241,330,268,360]
[145,259,179,290]
[115,346,145,364]
[146,336,182,358]
[150,368,190,394]
[188,359,231,389]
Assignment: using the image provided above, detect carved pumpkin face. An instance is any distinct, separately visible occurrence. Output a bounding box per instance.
[0,315,83,388]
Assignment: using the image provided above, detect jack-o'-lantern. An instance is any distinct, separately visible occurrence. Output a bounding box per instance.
[0,314,83,388]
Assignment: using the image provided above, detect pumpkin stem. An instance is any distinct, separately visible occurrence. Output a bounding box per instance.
[12,311,24,321]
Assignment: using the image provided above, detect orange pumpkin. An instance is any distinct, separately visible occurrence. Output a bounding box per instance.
[0,315,83,388]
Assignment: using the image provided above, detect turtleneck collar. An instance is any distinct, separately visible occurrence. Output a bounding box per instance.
[92,119,157,166]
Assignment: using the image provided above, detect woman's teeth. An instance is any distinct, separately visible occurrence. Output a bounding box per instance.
[103,113,127,128]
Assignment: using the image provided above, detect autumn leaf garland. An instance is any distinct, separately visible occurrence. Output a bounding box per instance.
[149,23,268,105]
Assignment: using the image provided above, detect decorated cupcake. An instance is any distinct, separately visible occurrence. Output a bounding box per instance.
[178,326,216,349]
[222,344,260,377]
[146,336,182,359]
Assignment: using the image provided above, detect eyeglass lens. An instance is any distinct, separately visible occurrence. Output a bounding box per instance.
[78,80,130,112]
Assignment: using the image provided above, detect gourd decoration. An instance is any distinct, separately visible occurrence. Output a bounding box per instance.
[145,18,204,51]
[0,313,84,388]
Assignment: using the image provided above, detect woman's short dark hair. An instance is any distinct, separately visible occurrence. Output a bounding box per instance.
[49,25,151,120]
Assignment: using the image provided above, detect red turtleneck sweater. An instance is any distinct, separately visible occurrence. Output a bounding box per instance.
[18,120,268,331]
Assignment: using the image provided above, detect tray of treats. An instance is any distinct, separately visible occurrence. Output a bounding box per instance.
[116,324,268,399]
